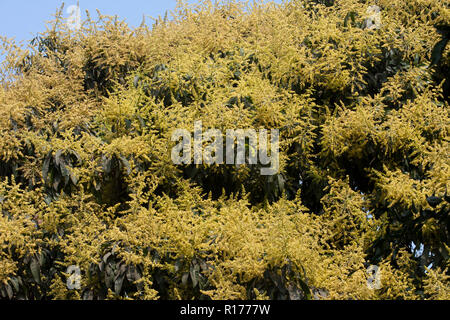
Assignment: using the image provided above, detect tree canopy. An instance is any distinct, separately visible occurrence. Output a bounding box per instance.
[0,0,448,300]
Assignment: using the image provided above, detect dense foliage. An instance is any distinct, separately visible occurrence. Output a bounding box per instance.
[0,0,449,300]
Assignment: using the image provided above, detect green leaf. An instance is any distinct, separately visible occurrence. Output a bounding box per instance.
[126,265,140,283]
[9,278,19,292]
[70,150,82,165]
[190,263,200,288]
[174,259,183,273]
[103,252,112,264]
[70,172,79,185]
[105,269,114,288]
[53,174,61,191]
[431,37,449,66]
[30,258,41,284]
[119,155,131,175]
[83,290,94,300]
[102,156,112,174]
[55,150,63,167]
[42,151,52,182]
[427,196,443,208]
[60,162,70,183]
[181,272,189,286]
[114,274,125,295]
[298,278,312,300]
[5,284,13,299]
[124,119,132,129]
[39,252,46,267]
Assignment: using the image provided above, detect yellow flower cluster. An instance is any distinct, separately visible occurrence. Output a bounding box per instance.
[0,0,448,300]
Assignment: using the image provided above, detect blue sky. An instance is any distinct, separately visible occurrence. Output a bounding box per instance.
[0,1,178,44]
